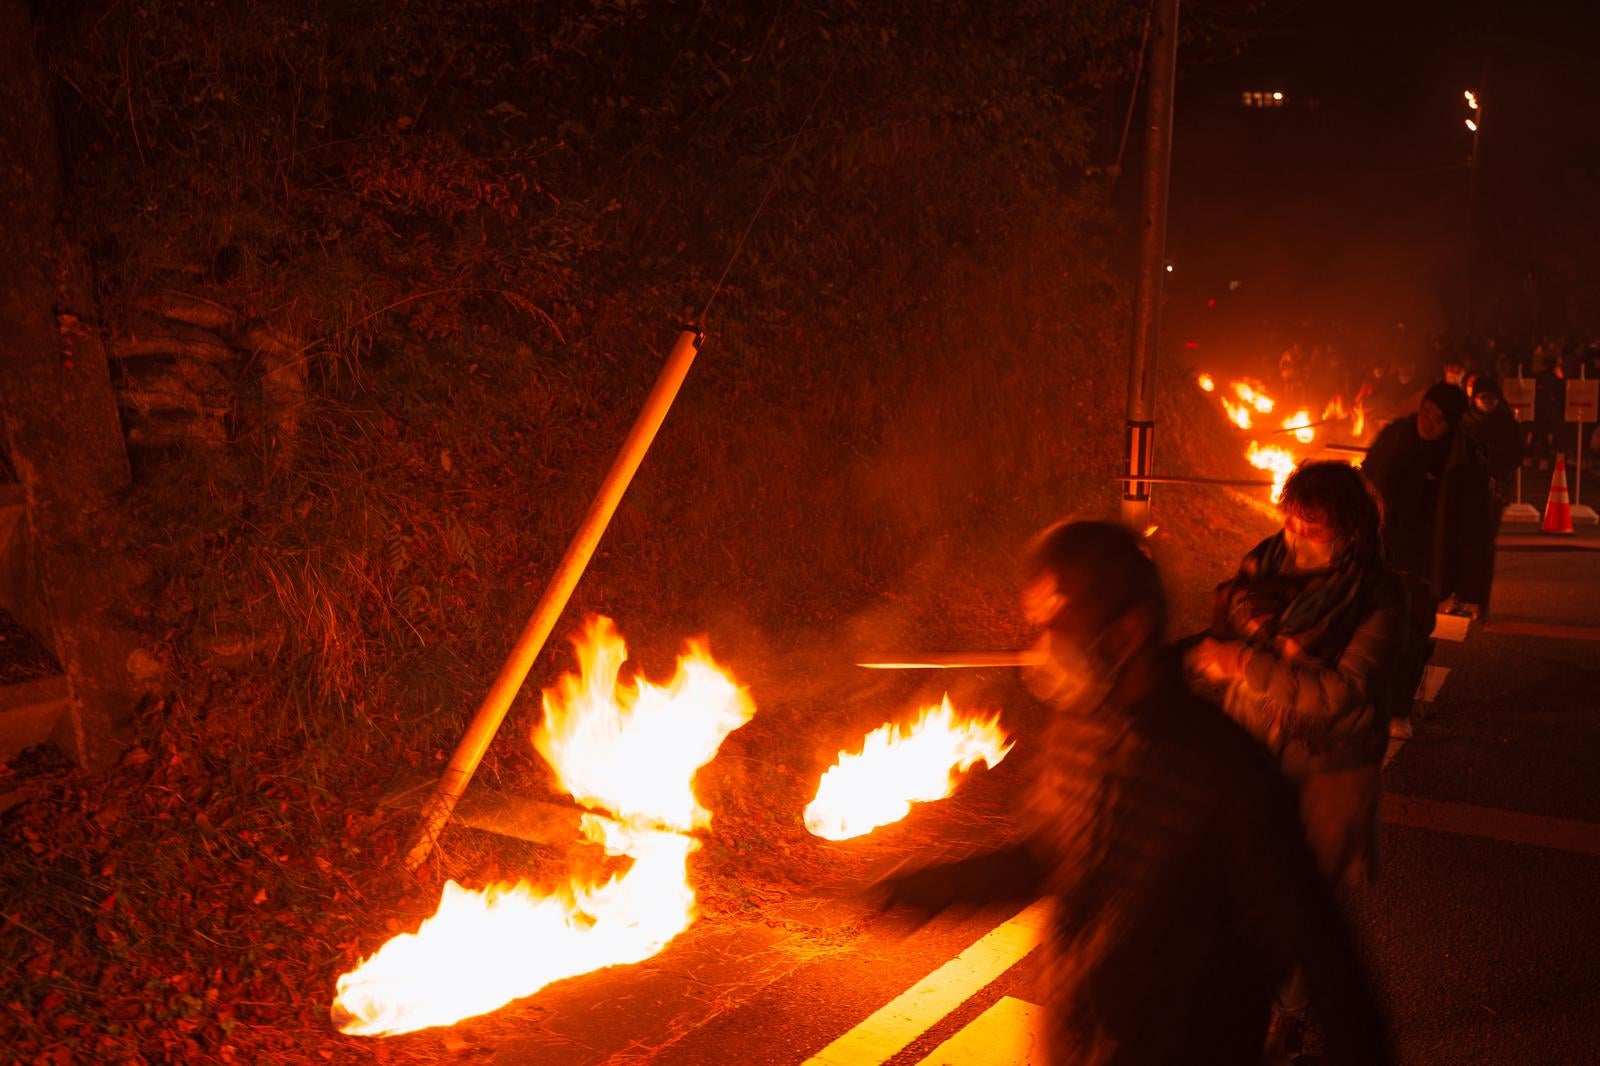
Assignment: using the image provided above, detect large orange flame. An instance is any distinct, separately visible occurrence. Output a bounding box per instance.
[332,617,753,1036]
[804,696,1012,841]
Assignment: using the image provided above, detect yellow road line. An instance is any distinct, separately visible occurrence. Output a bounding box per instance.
[914,996,1045,1066]
[801,900,1051,1066]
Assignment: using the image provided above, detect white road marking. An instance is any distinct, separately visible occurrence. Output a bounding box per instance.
[914,996,1045,1066]
[1382,793,1600,857]
[1414,664,1451,702]
[801,899,1051,1066]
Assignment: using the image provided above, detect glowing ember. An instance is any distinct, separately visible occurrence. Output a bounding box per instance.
[804,696,1012,841]
[1247,440,1298,503]
[1197,373,1216,392]
[332,616,754,1036]
[1282,408,1315,444]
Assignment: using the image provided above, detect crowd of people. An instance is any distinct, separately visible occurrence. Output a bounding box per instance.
[869,371,1510,1063]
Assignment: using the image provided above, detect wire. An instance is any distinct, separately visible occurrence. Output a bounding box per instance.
[1111,1,1155,182]
[697,23,857,329]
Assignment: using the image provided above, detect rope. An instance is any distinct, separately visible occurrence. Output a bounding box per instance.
[697,23,856,329]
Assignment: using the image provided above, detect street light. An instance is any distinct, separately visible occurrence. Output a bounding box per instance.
[1463,88,1482,162]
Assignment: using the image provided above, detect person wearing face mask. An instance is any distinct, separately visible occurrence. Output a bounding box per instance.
[1362,382,1494,735]
[1187,462,1406,1059]
[872,520,1390,1065]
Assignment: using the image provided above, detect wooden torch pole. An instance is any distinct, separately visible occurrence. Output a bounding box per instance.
[403,328,703,872]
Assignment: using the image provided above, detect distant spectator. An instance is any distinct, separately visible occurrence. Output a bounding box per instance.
[1363,384,1494,736]
[1463,380,1524,619]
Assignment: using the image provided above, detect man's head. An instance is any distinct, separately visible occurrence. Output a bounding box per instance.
[1470,377,1502,414]
[1021,521,1167,684]
[1279,461,1383,570]
[1418,382,1468,441]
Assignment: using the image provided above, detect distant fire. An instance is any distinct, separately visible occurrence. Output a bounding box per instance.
[1233,380,1276,414]
[1196,373,1368,502]
[332,617,754,1036]
[1220,395,1255,430]
[1282,408,1315,444]
[804,696,1012,841]
[1247,440,1298,502]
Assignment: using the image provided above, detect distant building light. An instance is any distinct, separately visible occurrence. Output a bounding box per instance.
[1241,90,1287,108]
[1165,263,1175,273]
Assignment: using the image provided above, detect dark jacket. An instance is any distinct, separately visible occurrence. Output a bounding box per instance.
[1363,415,1495,603]
[1216,568,1407,777]
[1463,402,1524,502]
[889,655,1390,1065]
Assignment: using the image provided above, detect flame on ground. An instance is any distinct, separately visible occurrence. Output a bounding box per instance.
[1282,408,1315,444]
[804,696,1013,841]
[1221,395,1254,430]
[1233,380,1276,414]
[1197,373,1216,392]
[1247,440,1298,503]
[332,616,754,1037]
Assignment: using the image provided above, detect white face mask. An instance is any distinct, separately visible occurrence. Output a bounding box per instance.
[1023,628,1121,712]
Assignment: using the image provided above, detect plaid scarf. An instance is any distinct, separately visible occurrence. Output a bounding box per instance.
[1214,532,1384,667]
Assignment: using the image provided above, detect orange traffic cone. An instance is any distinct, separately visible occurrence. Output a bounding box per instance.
[1542,454,1575,535]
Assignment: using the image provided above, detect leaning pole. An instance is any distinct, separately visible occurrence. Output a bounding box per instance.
[403,328,703,872]
[1121,0,1180,529]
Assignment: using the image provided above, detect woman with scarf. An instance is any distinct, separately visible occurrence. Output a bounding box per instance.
[1188,461,1406,1060]
[1189,460,1405,888]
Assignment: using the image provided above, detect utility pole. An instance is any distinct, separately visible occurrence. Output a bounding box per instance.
[1121,0,1180,529]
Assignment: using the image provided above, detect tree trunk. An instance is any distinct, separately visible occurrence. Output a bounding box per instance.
[0,0,140,768]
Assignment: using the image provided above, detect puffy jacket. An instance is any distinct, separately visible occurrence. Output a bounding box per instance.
[1220,571,1407,776]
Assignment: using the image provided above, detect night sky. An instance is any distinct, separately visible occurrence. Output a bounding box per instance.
[1160,0,1600,372]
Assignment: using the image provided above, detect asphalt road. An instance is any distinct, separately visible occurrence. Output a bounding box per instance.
[378,526,1600,1065]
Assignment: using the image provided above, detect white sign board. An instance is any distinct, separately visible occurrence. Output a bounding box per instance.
[1566,378,1598,423]
[1502,377,1535,422]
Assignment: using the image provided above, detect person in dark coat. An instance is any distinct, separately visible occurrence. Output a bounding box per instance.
[1362,382,1494,732]
[873,521,1389,1066]
[1463,378,1525,618]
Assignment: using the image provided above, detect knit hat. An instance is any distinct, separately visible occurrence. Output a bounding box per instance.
[1423,381,1469,426]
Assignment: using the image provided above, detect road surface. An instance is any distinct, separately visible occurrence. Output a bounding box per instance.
[383,525,1600,1065]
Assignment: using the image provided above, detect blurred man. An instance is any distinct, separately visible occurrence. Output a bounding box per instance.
[1363,384,1494,735]
[874,521,1389,1065]
[1463,379,1524,620]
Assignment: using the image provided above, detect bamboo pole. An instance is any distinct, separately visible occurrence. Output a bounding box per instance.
[403,329,703,872]
[856,650,1044,670]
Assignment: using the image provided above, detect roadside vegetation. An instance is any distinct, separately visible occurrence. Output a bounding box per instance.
[3,2,1270,1059]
